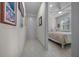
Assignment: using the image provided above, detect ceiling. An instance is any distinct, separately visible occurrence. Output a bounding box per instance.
[48,2,71,18]
[25,2,41,16]
[25,2,71,17]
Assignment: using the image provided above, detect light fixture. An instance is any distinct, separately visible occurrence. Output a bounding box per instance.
[49,4,53,8]
[58,11,63,15]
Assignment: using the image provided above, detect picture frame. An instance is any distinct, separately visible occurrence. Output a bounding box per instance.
[0,3,1,21]
[39,16,42,26]
[0,2,5,22]
[18,2,24,17]
[0,2,17,26]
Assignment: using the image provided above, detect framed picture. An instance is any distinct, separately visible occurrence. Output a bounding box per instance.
[0,2,5,22]
[39,16,42,26]
[0,3,1,21]
[5,2,17,26]
[0,2,17,26]
[18,2,24,17]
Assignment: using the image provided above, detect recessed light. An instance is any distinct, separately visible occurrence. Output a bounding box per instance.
[58,11,63,15]
[49,4,53,8]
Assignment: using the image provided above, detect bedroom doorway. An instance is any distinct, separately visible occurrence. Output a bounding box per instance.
[48,2,72,57]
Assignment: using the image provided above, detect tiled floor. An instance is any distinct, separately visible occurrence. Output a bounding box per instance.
[21,38,71,57]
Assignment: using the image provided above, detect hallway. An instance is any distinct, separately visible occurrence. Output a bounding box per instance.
[20,2,71,57]
[21,37,47,57]
[21,15,48,57]
[0,2,79,57]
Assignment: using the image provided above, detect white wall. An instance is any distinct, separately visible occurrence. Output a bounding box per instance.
[36,2,48,49]
[0,2,26,57]
[71,2,79,57]
[48,15,56,32]
[17,2,26,56]
[27,16,37,40]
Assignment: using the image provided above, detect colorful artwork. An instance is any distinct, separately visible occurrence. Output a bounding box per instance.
[5,2,17,26]
[0,2,17,26]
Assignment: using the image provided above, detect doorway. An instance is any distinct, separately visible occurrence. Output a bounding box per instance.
[48,2,72,57]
